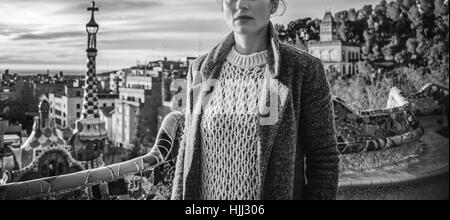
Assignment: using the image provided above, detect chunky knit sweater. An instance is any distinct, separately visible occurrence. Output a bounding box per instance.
[200,47,268,200]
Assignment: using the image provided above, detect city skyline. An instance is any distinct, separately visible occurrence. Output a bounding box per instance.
[0,0,379,74]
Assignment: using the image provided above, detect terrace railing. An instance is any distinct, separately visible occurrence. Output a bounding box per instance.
[0,112,185,200]
[0,83,448,200]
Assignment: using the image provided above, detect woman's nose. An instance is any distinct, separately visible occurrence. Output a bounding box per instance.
[235,0,249,10]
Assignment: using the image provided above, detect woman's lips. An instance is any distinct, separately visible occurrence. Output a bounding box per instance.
[234,15,254,21]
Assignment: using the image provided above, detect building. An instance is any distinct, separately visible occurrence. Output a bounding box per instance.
[0,87,14,102]
[1,2,107,184]
[110,56,192,150]
[308,12,362,76]
[69,1,107,169]
[3,99,84,183]
[0,119,14,185]
[48,85,116,129]
[0,127,4,149]
[112,77,159,149]
[0,118,23,147]
[1,70,10,82]
[98,93,117,108]
[49,86,84,129]
[109,70,128,94]
[97,71,112,92]
[33,82,66,102]
[99,106,114,140]
[111,64,165,149]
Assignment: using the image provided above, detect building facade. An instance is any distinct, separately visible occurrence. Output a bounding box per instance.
[109,56,192,150]
[49,86,84,129]
[113,89,151,149]
[49,86,116,129]
[7,99,84,183]
[308,12,362,76]
[109,70,127,94]
[99,106,114,140]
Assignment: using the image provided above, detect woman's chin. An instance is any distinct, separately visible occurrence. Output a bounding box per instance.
[233,25,257,35]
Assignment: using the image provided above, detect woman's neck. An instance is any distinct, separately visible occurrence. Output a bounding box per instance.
[234,25,269,55]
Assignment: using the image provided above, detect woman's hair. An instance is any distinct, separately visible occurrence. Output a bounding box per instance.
[273,0,286,16]
[217,0,286,16]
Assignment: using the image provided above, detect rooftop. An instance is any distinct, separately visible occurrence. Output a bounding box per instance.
[99,106,115,117]
[323,11,334,23]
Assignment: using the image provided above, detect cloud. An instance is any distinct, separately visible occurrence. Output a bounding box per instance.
[101,18,228,36]
[56,0,164,15]
[1,0,382,72]
[13,31,84,40]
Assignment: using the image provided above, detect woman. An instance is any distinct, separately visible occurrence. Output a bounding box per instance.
[171,0,339,200]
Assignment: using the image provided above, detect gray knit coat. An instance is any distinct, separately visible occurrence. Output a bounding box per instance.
[171,22,340,200]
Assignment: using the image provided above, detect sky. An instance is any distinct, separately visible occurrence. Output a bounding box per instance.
[0,0,380,75]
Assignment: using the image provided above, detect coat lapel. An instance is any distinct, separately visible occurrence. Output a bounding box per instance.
[257,75,290,190]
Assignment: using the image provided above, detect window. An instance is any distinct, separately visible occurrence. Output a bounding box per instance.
[77,112,81,118]
[103,103,107,107]
[77,104,81,109]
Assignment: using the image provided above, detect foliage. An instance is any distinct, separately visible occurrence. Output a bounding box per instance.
[330,65,448,110]
[277,0,449,71]
[277,0,449,110]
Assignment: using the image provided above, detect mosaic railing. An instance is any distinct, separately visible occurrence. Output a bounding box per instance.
[0,112,184,200]
[405,83,449,125]
[333,86,423,155]
[0,84,447,200]
[336,83,448,171]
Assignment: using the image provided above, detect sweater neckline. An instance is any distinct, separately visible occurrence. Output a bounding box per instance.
[226,46,269,68]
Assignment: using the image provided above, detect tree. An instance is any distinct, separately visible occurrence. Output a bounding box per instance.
[408,4,422,28]
[361,5,374,18]
[406,38,419,53]
[275,0,449,75]
[348,8,358,21]
[434,0,449,16]
[375,0,388,17]
[400,0,416,10]
[337,22,348,42]
[419,0,435,15]
[334,11,348,23]
[387,1,402,21]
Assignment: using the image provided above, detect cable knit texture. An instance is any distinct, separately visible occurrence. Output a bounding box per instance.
[199,47,268,200]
